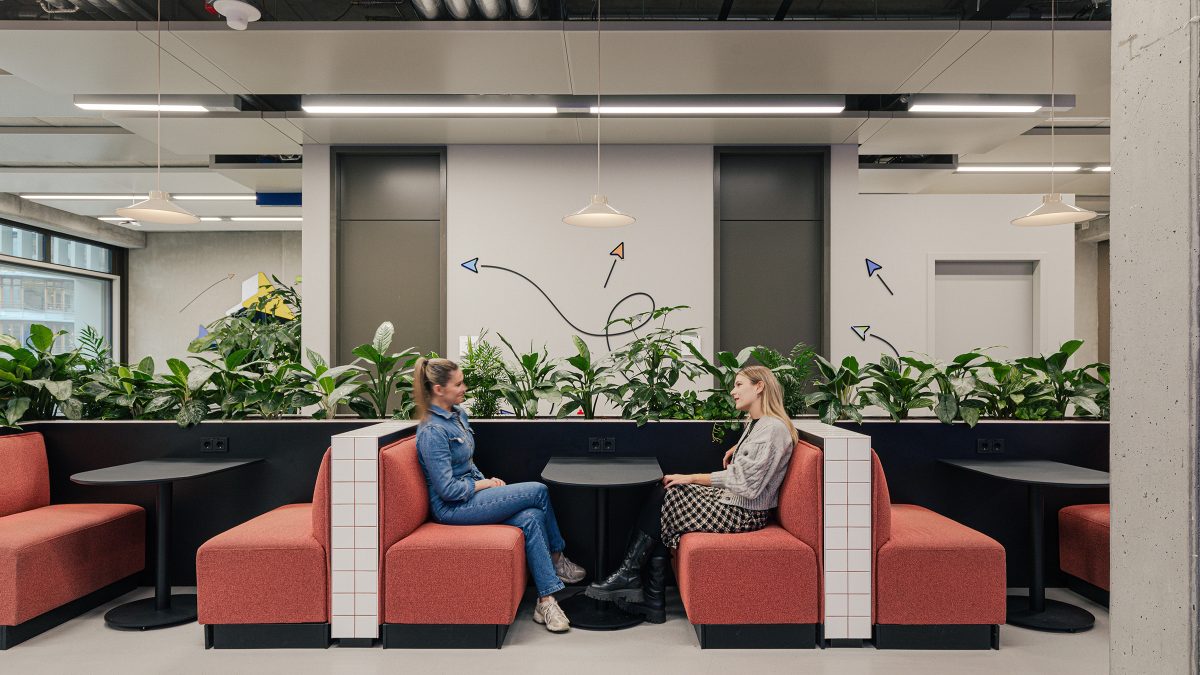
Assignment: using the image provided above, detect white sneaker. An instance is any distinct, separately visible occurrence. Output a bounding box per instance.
[533,597,570,633]
[554,554,586,584]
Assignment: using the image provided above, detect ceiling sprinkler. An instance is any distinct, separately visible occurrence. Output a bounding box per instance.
[212,0,261,30]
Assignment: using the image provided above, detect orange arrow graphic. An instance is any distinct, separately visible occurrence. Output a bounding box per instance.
[610,242,625,259]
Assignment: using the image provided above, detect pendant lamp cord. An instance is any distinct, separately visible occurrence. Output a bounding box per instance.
[595,0,601,197]
[1049,0,1056,194]
[156,0,162,194]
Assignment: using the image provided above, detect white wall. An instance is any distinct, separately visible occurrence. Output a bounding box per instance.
[829,145,1076,366]
[128,231,301,365]
[446,145,714,388]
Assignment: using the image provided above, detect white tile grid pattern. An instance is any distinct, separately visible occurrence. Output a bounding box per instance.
[816,432,873,641]
[329,422,414,640]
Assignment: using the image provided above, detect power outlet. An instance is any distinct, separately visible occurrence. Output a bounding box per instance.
[602,437,616,453]
[201,436,229,453]
[588,437,603,453]
[976,438,1005,454]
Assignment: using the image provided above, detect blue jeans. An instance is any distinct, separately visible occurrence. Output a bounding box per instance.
[432,481,567,597]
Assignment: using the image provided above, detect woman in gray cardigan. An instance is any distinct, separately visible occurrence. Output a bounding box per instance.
[585,365,799,623]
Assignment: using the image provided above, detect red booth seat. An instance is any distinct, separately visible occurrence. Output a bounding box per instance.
[196,451,331,648]
[675,440,823,649]
[1059,504,1109,602]
[0,432,145,649]
[871,453,1006,649]
[378,436,525,648]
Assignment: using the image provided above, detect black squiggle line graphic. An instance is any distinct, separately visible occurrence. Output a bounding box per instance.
[479,264,655,351]
[870,333,901,359]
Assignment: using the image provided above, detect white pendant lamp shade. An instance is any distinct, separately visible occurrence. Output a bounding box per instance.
[563,194,636,228]
[116,190,200,225]
[213,0,261,30]
[1011,193,1097,227]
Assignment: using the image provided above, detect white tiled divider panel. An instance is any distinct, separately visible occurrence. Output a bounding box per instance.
[329,422,417,640]
[794,420,872,642]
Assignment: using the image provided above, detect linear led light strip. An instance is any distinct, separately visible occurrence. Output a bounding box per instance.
[301,104,845,115]
[957,166,1083,173]
[100,216,226,222]
[21,194,257,200]
[76,103,209,112]
[909,104,1042,113]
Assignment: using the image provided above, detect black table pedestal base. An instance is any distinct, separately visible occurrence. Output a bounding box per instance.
[1006,595,1095,633]
[557,593,644,631]
[105,594,198,630]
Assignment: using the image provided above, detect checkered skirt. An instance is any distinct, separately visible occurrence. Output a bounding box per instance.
[660,484,769,549]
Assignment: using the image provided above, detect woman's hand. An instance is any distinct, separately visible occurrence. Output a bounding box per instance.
[474,478,504,491]
[722,448,736,468]
[662,474,694,488]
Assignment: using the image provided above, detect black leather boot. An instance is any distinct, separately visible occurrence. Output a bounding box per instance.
[584,530,653,602]
[615,553,667,624]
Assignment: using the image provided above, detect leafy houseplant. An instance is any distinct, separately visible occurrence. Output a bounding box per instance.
[608,305,704,425]
[496,334,562,418]
[292,349,364,420]
[860,355,935,422]
[188,275,302,373]
[1016,339,1105,418]
[805,355,868,425]
[902,351,990,427]
[151,358,214,428]
[346,322,419,419]
[0,325,86,426]
[460,331,506,418]
[749,342,816,417]
[556,336,619,419]
[975,360,1058,420]
[80,357,162,421]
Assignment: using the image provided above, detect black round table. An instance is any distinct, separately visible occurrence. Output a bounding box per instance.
[541,456,663,631]
[940,458,1110,633]
[71,458,262,630]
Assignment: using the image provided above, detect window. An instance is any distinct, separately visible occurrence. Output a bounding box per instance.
[52,237,112,273]
[0,224,44,262]
[0,262,113,354]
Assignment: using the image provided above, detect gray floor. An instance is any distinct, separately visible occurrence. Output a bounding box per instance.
[3,588,1110,674]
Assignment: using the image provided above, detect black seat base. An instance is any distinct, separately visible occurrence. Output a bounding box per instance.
[203,622,331,649]
[382,623,510,649]
[0,574,137,650]
[693,623,817,649]
[874,623,1000,650]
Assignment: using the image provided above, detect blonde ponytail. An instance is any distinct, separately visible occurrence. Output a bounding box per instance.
[412,356,460,421]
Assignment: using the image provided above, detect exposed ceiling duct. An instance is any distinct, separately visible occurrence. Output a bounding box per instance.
[511,0,536,19]
[444,0,471,19]
[411,0,441,19]
[474,0,504,19]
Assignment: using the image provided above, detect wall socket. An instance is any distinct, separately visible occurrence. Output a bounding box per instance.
[588,437,616,453]
[976,438,1005,454]
[201,436,229,453]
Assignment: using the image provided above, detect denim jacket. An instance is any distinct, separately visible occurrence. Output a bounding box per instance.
[416,404,485,511]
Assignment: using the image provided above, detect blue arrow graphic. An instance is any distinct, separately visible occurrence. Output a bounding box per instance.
[461,257,479,273]
[866,259,882,277]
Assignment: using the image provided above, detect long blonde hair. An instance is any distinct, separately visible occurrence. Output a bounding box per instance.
[413,356,460,421]
[739,365,799,443]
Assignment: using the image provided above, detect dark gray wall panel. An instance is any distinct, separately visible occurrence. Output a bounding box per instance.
[719,219,823,354]
[718,153,823,221]
[338,154,442,222]
[337,219,441,368]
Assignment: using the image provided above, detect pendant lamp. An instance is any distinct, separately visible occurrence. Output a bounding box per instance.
[1012,0,1096,227]
[563,0,634,228]
[116,0,199,226]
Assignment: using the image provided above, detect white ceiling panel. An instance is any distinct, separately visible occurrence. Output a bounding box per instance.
[893,28,988,93]
[286,115,583,144]
[564,25,960,94]
[170,24,574,94]
[575,116,870,144]
[858,168,951,194]
[0,74,106,118]
[0,128,197,165]
[919,28,1110,118]
[858,115,1043,155]
[212,166,303,192]
[0,167,245,194]
[108,112,304,155]
[960,130,1110,163]
[0,23,230,95]
[918,171,1110,195]
[18,197,299,219]
[134,221,300,232]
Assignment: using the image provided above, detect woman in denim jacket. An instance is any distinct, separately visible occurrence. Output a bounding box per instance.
[412,357,585,633]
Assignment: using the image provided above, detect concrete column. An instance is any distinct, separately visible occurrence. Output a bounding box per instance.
[1110,4,1199,672]
[301,144,334,363]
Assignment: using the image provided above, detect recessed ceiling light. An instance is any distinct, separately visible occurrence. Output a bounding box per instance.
[199,217,224,221]
[76,103,209,113]
[302,105,559,115]
[174,195,257,201]
[229,217,302,222]
[588,105,846,115]
[23,194,148,200]
[909,104,1043,113]
[956,166,1082,173]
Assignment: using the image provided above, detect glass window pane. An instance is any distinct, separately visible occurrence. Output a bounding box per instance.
[0,261,112,354]
[51,237,112,273]
[0,224,45,262]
